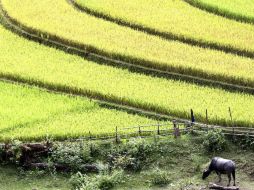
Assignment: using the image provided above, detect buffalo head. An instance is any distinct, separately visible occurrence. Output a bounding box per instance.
[202,169,210,180]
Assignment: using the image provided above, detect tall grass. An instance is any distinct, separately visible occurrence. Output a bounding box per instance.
[2,0,254,87]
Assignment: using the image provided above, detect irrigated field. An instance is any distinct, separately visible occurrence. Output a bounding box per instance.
[1,0,254,141]
[2,0,254,87]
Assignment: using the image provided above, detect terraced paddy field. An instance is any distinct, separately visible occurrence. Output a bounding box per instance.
[3,0,254,88]
[0,81,157,141]
[1,1,254,189]
[0,0,254,141]
[74,0,254,55]
[184,0,254,24]
[2,18,254,128]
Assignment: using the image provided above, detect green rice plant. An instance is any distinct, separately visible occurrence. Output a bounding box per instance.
[74,0,254,54]
[2,0,254,87]
[1,21,254,128]
[185,0,254,24]
[0,81,156,141]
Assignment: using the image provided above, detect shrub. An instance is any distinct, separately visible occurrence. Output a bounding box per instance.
[51,142,91,171]
[70,170,125,190]
[125,138,154,159]
[238,134,254,150]
[202,129,227,152]
[97,176,114,190]
[111,154,141,172]
[105,138,156,172]
[70,172,89,189]
[88,141,100,157]
[148,168,171,186]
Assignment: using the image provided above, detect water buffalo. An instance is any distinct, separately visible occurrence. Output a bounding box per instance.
[202,157,236,186]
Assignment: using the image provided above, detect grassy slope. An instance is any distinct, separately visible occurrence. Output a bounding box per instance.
[0,166,71,190]
[2,1,254,87]
[115,151,254,189]
[188,0,254,23]
[2,20,254,127]
[0,81,155,141]
[75,0,254,52]
[1,137,254,190]
[112,136,254,190]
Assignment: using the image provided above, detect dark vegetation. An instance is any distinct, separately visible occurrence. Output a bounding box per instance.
[0,131,254,189]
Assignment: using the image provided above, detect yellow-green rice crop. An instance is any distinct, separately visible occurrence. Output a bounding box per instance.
[0,81,156,141]
[186,0,254,24]
[74,0,254,53]
[2,0,254,87]
[1,21,254,127]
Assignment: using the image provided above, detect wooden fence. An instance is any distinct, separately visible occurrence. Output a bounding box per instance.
[68,119,254,143]
[115,122,187,141]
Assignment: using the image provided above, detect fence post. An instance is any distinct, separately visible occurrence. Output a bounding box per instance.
[139,126,141,136]
[191,109,195,124]
[157,123,160,135]
[228,107,235,138]
[206,109,208,132]
[206,109,208,123]
[173,122,177,138]
[178,123,181,137]
[89,131,92,140]
[228,107,233,125]
[115,126,118,143]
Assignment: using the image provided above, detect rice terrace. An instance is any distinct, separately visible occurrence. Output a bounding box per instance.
[1,0,254,189]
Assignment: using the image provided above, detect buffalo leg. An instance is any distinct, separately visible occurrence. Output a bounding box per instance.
[216,171,221,183]
[227,173,231,186]
[232,170,236,186]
